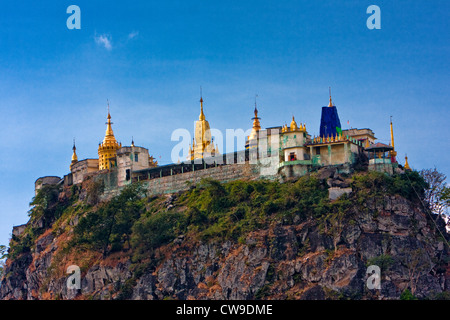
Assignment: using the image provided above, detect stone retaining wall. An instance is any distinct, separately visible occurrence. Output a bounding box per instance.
[100,162,262,199]
[142,162,260,196]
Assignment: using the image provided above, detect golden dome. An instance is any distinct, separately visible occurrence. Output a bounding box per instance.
[290,116,298,131]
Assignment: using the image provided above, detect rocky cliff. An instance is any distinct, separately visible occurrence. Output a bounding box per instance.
[1,169,449,300]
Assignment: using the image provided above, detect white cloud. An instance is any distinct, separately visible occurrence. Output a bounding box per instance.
[128,31,139,40]
[94,34,112,50]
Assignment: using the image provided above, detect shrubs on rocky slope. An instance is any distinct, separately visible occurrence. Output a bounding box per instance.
[2,169,448,300]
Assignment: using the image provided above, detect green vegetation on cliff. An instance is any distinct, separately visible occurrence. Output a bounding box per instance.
[5,168,446,300]
[8,170,427,262]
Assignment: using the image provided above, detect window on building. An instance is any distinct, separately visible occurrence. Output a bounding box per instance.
[134,153,139,162]
[126,169,131,181]
[315,147,320,155]
[289,152,297,161]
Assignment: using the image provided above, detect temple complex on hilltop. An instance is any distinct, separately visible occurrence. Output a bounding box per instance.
[34,91,412,197]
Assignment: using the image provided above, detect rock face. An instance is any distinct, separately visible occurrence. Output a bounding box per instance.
[1,193,449,300]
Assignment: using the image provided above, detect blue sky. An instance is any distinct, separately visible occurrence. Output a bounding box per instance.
[0,1,449,248]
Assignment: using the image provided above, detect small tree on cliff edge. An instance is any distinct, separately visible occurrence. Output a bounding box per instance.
[420,168,449,220]
[0,245,7,279]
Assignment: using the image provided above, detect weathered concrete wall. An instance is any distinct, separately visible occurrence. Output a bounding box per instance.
[369,163,395,175]
[143,162,260,196]
[257,156,280,178]
[99,162,261,199]
[34,176,62,195]
[99,170,119,192]
[279,162,310,179]
[117,146,154,187]
[71,159,99,185]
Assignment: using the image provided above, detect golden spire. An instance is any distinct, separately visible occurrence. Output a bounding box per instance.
[390,116,395,150]
[328,87,333,107]
[70,138,78,169]
[389,116,397,160]
[252,102,261,131]
[248,95,261,142]
[199,87,205,121]
[98,101,121,170]
[404,155,411,170]
[131,136,135,147]
[104,100,115,141]
[199,96,205,120]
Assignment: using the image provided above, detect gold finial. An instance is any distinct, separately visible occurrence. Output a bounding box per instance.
[107,99,111,119]
[105,103,114,138]
[131,136,135,147]
[328,87,333,107]
[301,123,306,132]
[199,87,205,121]
[404,155,411,170]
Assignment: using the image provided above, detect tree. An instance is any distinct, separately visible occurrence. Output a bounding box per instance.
[400,248,430,297]
[72,184,145,256]
[440,186,450,229]
[440,187,450,212]
[0,245,7,279]
[420,168,449,217]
